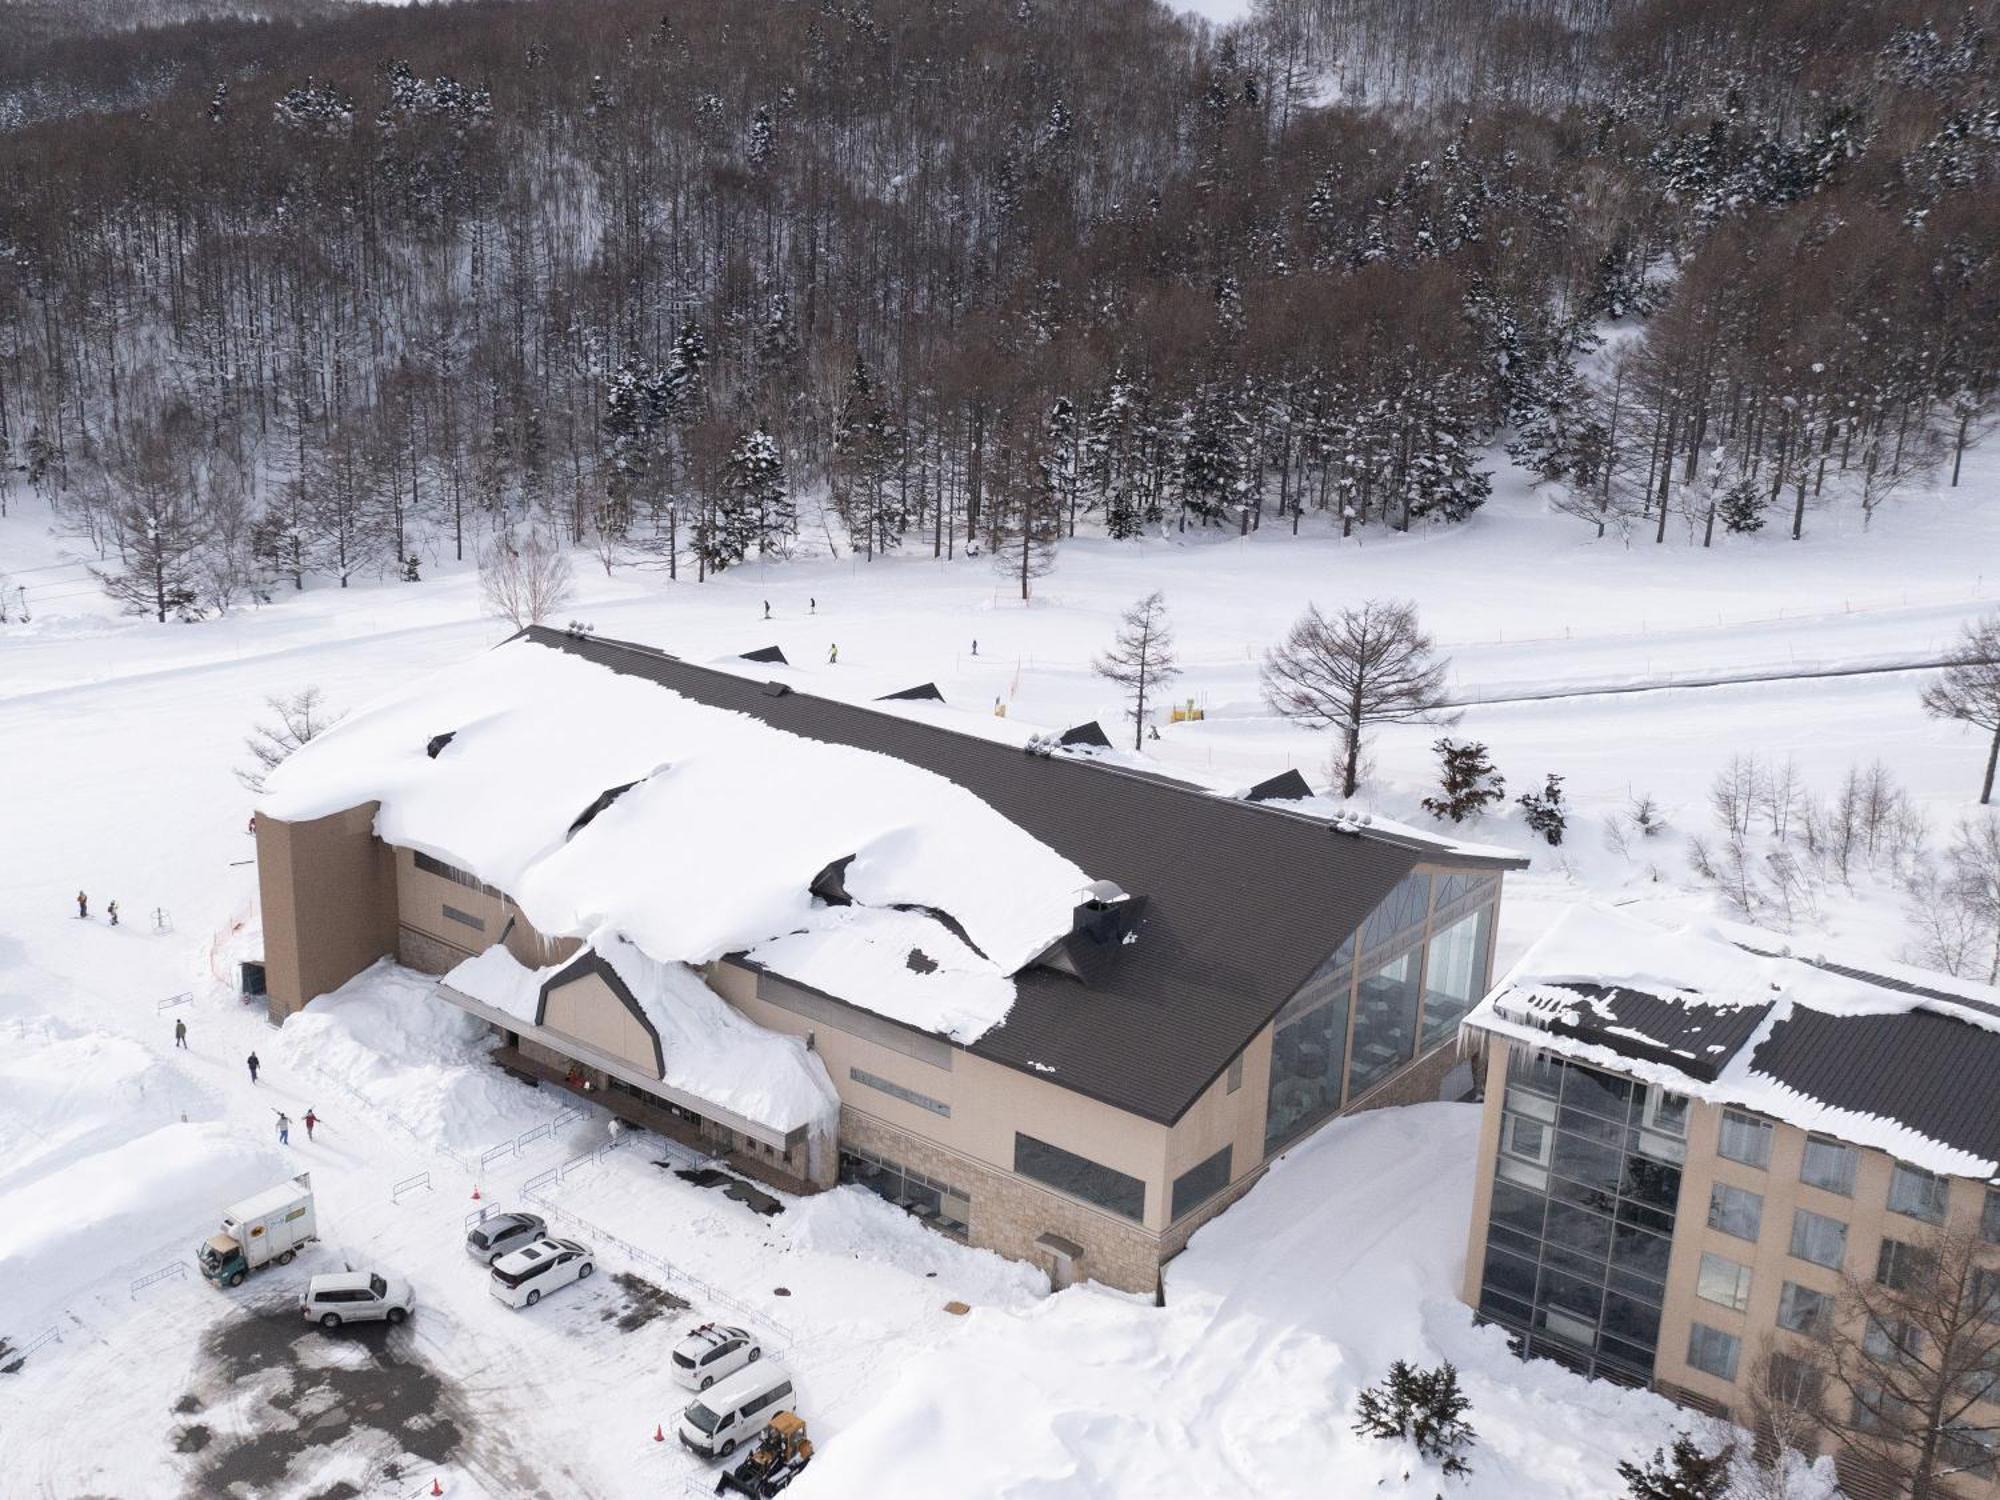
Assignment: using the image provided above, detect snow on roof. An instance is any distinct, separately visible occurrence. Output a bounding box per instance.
[745,904,1017,1042]
[1467,904,2000,1178]
[263,638,1091,1043]
[444,937,839,1138]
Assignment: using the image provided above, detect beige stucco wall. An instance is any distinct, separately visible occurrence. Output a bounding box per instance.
[393,846,578,973]
[256,805,397,1020]
[541,970,662,1080]
[1458,1041,1510,1307]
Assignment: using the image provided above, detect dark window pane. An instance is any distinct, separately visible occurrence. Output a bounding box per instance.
[1777,1280,1832,1337]
[1616,1198,1676,1236]
[1800,1137,1857,1196]
[1507,1047,1563,1097]
[1888,1163,1950,1225]
[1983,1189,2000,1245]
[1013,1133,1145,1222]
[1549,1171,1618,1217]
[1488,1223,1540,1257]
[1482,1245,1539,1303]
[1545,1243,1610,1281]
[1170,1145,1233,1222]
[1553,1132,1624,1193]
[1538,1268,1604,1324]
[1611,1223,1673,1282]
[1621,1156,1683,1211]
[1478,1289,1533,1329]
[1790,1209,1847,1270]
[1347,947,1421,1099]
[1602,1293,1663,1348]
[1557,1103,1630,1148]
[1360,871,1432,951]
[1545,1202,1613,1262]
[1687,1322,1742,1380]
[1597,1334,1658,1376]
[1560,1066,1634,1123]
[1608,1266,1667,1304]
[1708,1182,1764,1241]
[1264,956,1351,1153]
[1490,1181,1549,1239]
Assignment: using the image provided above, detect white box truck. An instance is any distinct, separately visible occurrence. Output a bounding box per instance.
[198,1172,316,1287]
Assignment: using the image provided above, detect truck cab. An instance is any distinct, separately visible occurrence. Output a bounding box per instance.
[198,1173,316,1288]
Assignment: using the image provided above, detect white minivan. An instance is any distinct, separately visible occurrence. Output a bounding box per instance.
[677,1362,796,1460]
[489,1236,595,1309]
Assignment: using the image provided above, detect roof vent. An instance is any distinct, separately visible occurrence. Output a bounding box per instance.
[741,645,788,665]
[762,680,792,698]
[425,732,456,760]
[810,855,855,906]
[1058,721,1112,749]
[1245,769,1313,803]
[1037,880,1146,982]
[877,682,944,703]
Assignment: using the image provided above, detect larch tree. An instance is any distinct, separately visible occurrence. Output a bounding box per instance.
[1795,1222,2000,1500]
[1093,590,1181,750]
[236,686,345,793]
[1260,599,1456,798]
[1921,613,2000,804]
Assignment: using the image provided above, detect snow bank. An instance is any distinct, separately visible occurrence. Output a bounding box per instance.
[797,1105,1685,1500]
[0,1016,210,1191]
[0,1121,286,1318]
[781,1186,1047,1306]
[272,962,549,1154]
[262,637,1088,1041]
[442,937,840,1139]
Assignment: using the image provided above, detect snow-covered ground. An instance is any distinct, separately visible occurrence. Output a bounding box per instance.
[3,452,1993,1495]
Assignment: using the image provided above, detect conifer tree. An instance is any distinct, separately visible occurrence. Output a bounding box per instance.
[1352,1360,1476,1478]
[1422,739,1507,822]
[1615,1434,1734,1500]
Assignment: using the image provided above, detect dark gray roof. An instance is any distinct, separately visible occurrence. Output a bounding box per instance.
[1752,1007,2000,1168]
[523,628,1520,1125]
[1524,982,1773,1083]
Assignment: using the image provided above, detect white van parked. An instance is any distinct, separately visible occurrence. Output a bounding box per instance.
[677,1362,796,1460]
[488,1236,594,1309]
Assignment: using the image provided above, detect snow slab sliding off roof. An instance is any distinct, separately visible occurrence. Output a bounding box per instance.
[260,635,1092,1043]
[444,938,837,1138]
[1469,904,2000,1178]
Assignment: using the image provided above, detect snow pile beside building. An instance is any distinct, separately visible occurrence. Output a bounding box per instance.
[443,938,840,1141]
[262,636,1092,1042]
[796,1105,1686,1500]
[781,1187,1047,1306]
[0,1122,285,1319]
[272,962,551,1154]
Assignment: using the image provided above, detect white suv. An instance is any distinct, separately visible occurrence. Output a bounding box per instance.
[490,1236,594,1309]
[302,1271,415,1329]
[670,1322,762,1391]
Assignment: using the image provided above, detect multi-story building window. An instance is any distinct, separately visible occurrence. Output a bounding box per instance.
[1474,1052,1681,1383]
[1687,1322,1743,1381]
[1418,906,1492,1051]
[1799,1136,1857,1196]
[1776,1280,1833,1337]
[1014,1133,1146,1222]
[1696,1252,1753,1313]
[1984,1188,2000,1245]
[1887,1161,1950,1225]
[1876,1237,1935,1292]
[1718,1110,1773,1169]
[1789,1209,1848,1271]
[1348,950,1422,1099]
[1708,1182,1764,1242]
[1170,1146,1233,1222]
[1767,1351,1824,1406]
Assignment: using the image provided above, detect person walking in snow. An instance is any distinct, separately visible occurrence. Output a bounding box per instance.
[763,600,771,620]
[76,890,88,919]
[303,1108,318,1141]
[809,596,816,614]
[971,638,979,657]
[246,1051,260,1084]
[276,1111,290,1146]
[107,900,119,927]
[827,642,838,665]
[174,1017,188,1050]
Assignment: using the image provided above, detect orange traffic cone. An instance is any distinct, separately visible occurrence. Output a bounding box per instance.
[470,1184,481,1201]
[653,1423,665,1443]
[430,1481,443,1497]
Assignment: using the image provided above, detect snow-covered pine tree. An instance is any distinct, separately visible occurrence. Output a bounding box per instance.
[1615,1434,1733,1500]
[728,426,793,558]
[1422,739,1507,823]
[1351,1360,1476,1478]
[1518,773,1568,845]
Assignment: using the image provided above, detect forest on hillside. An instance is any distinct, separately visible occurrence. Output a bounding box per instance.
[0,0,1995,614]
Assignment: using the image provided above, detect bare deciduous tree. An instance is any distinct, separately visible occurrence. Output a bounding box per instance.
[479,530,574,630]
[1260,599,1455,799]
[237,686,345,794]
[1794,1223,2000,1500]
[1093,590,1180,751]
[1922,614,2000,805]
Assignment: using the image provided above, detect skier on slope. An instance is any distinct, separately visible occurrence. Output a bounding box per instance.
[107,900,119,927]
